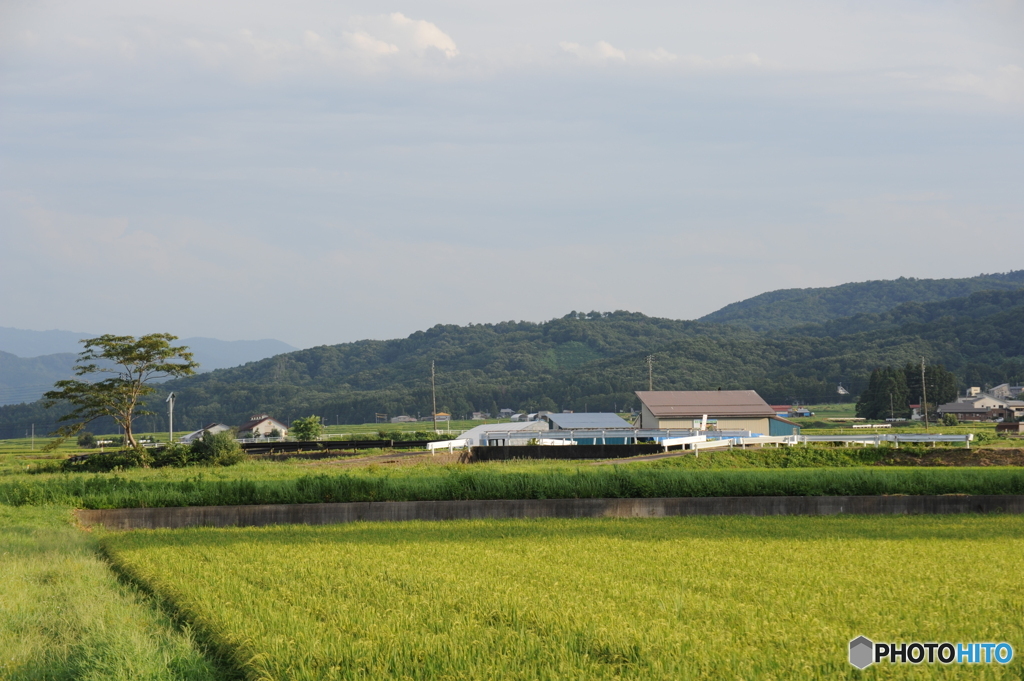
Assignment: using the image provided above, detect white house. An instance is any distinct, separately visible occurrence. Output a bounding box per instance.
[236,415,289,438]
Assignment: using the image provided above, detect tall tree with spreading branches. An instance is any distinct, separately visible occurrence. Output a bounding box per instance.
[43,334,198,449]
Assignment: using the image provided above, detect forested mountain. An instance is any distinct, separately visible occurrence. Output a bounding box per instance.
[3,278,1023,438]
[700,271,1024,331]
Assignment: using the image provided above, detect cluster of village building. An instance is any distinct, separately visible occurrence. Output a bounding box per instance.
[181,385,1024,444]
[936,384,1024,426]
[179,414,288,443]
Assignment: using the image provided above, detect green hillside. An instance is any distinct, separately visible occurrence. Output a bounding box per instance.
[4,282,1024,437]
[700,271,1024,331]
[157,291,1024,427]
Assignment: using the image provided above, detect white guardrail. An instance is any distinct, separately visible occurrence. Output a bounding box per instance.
[659,435,708,451]
[287,430,975,455]
[691,439,734,453]
[798,434,974,448]
[426,439,469,452]
[476,431,975,452]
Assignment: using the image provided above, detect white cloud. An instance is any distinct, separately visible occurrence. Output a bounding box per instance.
[640,47,678,63]
[352,12,459,59]
[560,41,626,62]
[343,31,399,57]
[559,40,763,70]
[172,13,458,79]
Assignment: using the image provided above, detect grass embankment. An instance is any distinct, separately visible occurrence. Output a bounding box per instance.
[102,515,1024,680]
[7,466,1024,509]
[0,506,223,680]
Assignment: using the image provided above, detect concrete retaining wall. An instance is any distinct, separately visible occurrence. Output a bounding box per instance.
[76,495,1024,531]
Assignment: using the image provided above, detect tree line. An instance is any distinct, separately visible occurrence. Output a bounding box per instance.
[855,363,958,420]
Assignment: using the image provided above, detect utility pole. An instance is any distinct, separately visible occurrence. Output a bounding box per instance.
[889,392,894,420]
[431,360,437,433]
[646,355,654,391]
[166,392,175,445]
[921,357,929,431]
[31,423,34,450]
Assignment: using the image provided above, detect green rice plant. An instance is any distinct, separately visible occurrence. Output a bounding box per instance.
[102,515,1024,680]
[0,506,222,680]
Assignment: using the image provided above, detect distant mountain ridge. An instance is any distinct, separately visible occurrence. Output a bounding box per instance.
[0,327,297,363]
[0,327,95,358]
[0,329,298,406]
[0,351,79,407]
[699,271,1024,331]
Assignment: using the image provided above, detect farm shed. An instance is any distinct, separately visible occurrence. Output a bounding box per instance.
[179,422,231,444]
[540,412,635,444]
[532,411,634,444]
[635,390,800,436]
[540,412,632,430]
[460,421,548,446]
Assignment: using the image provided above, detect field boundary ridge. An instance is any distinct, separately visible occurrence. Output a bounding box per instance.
[77,494,1024,530]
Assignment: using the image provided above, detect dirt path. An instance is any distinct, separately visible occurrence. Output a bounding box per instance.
[306,449,469,469]
[877,448,1024,466]
[589,451,692,465]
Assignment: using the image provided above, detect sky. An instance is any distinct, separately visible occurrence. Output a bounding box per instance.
[1,0,1022,349]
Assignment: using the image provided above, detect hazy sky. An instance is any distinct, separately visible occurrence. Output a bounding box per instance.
[2,0,1022,348]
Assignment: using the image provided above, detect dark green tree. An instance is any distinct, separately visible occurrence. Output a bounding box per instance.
[290,415,323,441]
[856,369,883,419]
[904,363,957,409]
[190,431,245,466]
[43,334,197,449]
[856,367,910,419]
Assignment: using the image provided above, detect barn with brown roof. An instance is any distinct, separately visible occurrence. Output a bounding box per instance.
[635,390,800,435]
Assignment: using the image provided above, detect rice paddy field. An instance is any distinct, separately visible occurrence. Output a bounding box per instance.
[4,425,1024,679]
[102,515,1024,680]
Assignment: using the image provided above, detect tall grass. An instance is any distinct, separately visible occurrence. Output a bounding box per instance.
[4,466,1024,509]
[0,506,223,680]
[103,515,1024,680]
